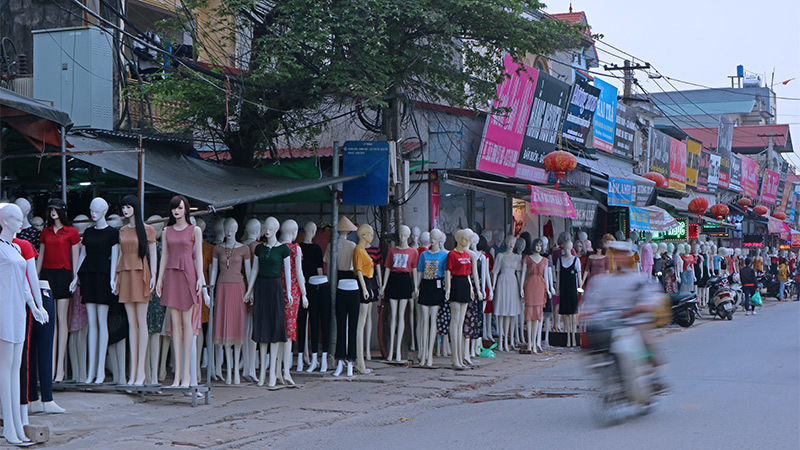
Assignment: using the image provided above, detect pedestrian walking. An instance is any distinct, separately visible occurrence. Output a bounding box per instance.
[740,258,758,315]
[777,258,788,301]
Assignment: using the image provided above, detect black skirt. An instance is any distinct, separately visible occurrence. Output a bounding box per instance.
[362,276,379,304]
[252,277,287,343]
[418,278,444,306]
[79,271,118,305]
[338,270,356,280]
[40,268,73,300]
[450,275,471,304]
[386,272,413,299]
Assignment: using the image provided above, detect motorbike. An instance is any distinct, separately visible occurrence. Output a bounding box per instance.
[758,273,795,299]
[669,292,700,327]
[584,310,659,425]
[705,276,735,320]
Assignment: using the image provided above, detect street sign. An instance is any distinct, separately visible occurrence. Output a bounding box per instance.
[342,141,390,205]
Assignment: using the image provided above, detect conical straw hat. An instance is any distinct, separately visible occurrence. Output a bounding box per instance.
[337,216,357,232]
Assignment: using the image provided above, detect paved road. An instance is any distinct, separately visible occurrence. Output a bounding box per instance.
[277,302,800,450]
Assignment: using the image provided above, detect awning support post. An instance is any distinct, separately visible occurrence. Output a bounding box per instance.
[330,141,340,353]
[61,126,67,203]
[137,135,145,212]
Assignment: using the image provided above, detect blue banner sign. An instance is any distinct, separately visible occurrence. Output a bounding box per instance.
[342,141,390,206]
[608,177,635,206]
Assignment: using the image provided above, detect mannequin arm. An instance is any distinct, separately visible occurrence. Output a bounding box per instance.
[24,258,49,323]
[545,265,555,296]
[470,253,482,300]
[294,247,308,308]
[156,229,169,297]
[69,243,86,292]
[244,255,259,303]
[209,257,219,288]
[283,256,293,306]
[109,244,119,292]
[445,270,452,301]
[519,259,527,299]
[36,243,45,274]
[192,226,204,299]
[356,270,368,300]
[412,269,420,299]
[575,258,583,289]
[375,263,383,291]
[71,242,80,278]
[243,257,253,287]
[381,267,391,295]
[148,241,157,291]
[491,253,502,294]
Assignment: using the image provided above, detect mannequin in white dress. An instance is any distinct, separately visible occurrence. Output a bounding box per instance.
[491,236,522,352]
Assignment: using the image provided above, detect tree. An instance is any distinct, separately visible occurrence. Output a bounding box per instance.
[139,0,584,167]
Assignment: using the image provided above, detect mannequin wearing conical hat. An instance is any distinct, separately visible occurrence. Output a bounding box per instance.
[324,217,360,377]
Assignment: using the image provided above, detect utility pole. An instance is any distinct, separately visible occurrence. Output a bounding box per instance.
[381,87,404,239]
[604,61,650,104]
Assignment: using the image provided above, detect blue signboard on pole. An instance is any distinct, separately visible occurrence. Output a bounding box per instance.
[593,78,618,153]
[342,141,390,205]
[608,177,635,206]
[629,207,650,231]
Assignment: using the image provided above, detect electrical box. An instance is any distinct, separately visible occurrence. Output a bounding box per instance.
[32,26,114,130]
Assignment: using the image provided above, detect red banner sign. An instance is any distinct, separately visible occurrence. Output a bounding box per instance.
[761,169,780,205]
[668,138,686,191]
[529,186,576,218]
[740,155,758,198]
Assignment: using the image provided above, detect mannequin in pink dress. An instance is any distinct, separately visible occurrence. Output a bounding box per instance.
[520,238,553,353]
[156,195,203,388]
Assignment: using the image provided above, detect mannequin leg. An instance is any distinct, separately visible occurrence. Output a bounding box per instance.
[233,344,242,384]
[214,345,224,379]
[282,341,294,385]
[418,306,430,366]
[535,319,544,352]
[75,327,87,382]
[114,340,127,385]
[195,327,204,381]
[168,309,183,387]
[224,345,233,384]
[526,320,534,352]
[543,315,551,346]
[296,300,309,372]
[268,342,281,387]
[257,344,268,386]
[244,312,257,381]
[553,303,560,331]
[388,299,398,361]
[68,330,79,382]
[449,302,467,368]
[365,304,373,361]
[53,298,69,382]
[95,305,110,383]
[395,299,408,361]
[355,303,372,374]
[408,297,416,352]
[179,309,193,387]
[147,334,161,384]
[426,306,439,366]
[0,341,27,444]
[125,303,147,385]
[84,304,98,383]
[159,332,171,381]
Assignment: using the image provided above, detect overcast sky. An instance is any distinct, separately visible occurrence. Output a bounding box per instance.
[542,0,800,166]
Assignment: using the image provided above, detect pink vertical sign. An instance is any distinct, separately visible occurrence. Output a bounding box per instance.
[430,180,440,230]
[761,169,779,205]
[476,54,538,178]
[740,155,758,198]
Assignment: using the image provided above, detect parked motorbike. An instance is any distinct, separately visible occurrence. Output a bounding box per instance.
[584,310,659,425]
[706,276,735,320]
[669,292,700,327]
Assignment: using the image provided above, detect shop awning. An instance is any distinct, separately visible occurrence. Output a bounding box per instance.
[658,196,689,213]
[629,205,679,232]
[768,216,791,236]
[1,87,72,151]
[66,135,362,208]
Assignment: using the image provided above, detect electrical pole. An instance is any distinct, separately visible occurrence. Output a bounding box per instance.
[382,87,404,239]
[604,61,650,104]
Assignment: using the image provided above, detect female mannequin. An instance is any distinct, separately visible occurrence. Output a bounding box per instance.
[476,236,494,344]
[662,243,679,293]
[381,225,419,362]
[640,233,654,278]
[115,195,157,386]
[753,248,764,275]
[462,234,484,364]
[244,217,292,387]
[330,216,358,377]
[156,195,204,387]
[489,229,506,258]
[445,229,482,369]
[70,198,119,384]
[555,232,581,347]
[697,244,711,306]
[209,218,252,385]
[491,235,522,352]
[415,229,447,367]
[584,238,609,286]
[0,203,48,445]
[65,214,89,384]
[353,224,379,374]
[418,231,431,254]
[277,219,308,385]
[410,226,421,249]
[435,230,451,358]
[36,199,80,383]
[511,237,528,350]
[143,216,166,385]
[297,222,327,372]
[241,218,262,382]
[521,238,553,353]
[679,243,695,292]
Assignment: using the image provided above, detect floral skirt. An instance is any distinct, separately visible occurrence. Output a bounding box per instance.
[437,300,451,336]
[463,295,482,339]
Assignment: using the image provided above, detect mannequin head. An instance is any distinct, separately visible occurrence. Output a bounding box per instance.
[107,214,123,229]
[223,218,239,244]
[513,237,526,254]
[89,197,109,223]
[657,242,667,256]
[493,229,505,247]
[504,235,517,252]
[518,231,532,256]
[437,229,447,248]
[147,215,165,239]
[45,198,70,227]
[121,195,148,259]
[574,239,584,256]
[73,214,91,235]
[411,226,421,245]
[644,231,653,243]
[470,232,479,251]
[430,229,444,252]
[667,242,675,254]
[31,216,44,230]
[304,221,317,242]
[211,217,223,242]
[557,231,572,250]
[280,219,299,243]
[584,239,593,253]
[357,223,374,247]
[734,248,742,257]
[481,230,493,245]
[0,203,24,239]
[420,231,430,248]
[699,244,706,254]
[532,238,544,255]
[477,235,489,254]
[593,239,604,255]
[651,242,658,254]
[167,195,191,226]
[397,225,411,247]
[195,217,206,232]
[264,217,280,242]
[577,231,588,243]
[13,198,31,227]
[245,219,262,240]
[541,236,549,252]
[677,243,686,255]
[456,228,474,251]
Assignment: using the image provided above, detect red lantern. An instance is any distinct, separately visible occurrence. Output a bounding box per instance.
[774,211,787,221]
[737,197,752,211]
[709,203,729,220]
[543,150,577,189]
[688,197,709,219]
[753,205,768,215]
[643,172,667,188]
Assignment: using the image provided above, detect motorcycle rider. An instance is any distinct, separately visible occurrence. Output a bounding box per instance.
[741,257,758,315]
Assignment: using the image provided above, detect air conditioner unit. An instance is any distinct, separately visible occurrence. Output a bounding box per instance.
[32,26,114,130]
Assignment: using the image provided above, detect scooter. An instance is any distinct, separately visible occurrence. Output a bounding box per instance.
[584,310,659,425]
[706,276,735,320]
[669,292,701,327]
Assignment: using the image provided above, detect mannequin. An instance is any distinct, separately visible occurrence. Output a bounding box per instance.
[491,235,522,352]
[477,236,494,343]
[144,216,166,385]
[240,218,262,382]
[555,232,581,347]
[415,229,447,367]
[435,229,451,358]
[697,244,711,306]
[36,198,80,383]
[489,229,506,258]
[381,225,419,362]
[243,217,292,387]
[276,219,308,385]
[353,224,379,374]
[418,231,431,254]
[582,239,609,287]
[14,198,40,251]
[156,196,204,387]
[679,243,695,292]
[330,216,359,377]
[65,215,90,384]
[0,203,48,444]
[640,233,654,278]
[363,239,383,360]
[445,229,482,369]
[511,238,527,350]
[463,234,484,363]
[520,238,553,353]
[209,218,252,385]
[115,195,157,386]
[410,226,421,250]
[298,222,328,373]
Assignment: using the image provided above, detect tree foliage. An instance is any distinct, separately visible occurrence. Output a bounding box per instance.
[139,0,584,167]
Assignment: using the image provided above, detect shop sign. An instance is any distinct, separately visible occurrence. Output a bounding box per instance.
[717,116,734,188]
[431,180,441,230]
[702,222,729,237]
[779,243,792,250]
[708,153,721,193]
[634,217,687,240]
[571,198,597,228]
[561,77,600,146]
[613,102,636,159]
[792,233,800,247]
[760,169,779,205]
[729,154,741,191]
[518,72,570,170]
[608,177,635,206]
[697,147,710,193]
[342,141,390,206]
[592,78,618,153]
[686,138,701,188]
[668,138,687,191]
[529,186,576,218]
[688,223,699,239]
[743,234,764,247]
[634,181,657,207]
[740,155,759,198]
[477,54,538,178]
[649,129,670,178]
[779,178,793,215]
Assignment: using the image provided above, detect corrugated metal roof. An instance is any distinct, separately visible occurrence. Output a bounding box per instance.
[656,99,756,116]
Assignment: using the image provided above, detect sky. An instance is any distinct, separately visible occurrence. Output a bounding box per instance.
[542,0,800,167]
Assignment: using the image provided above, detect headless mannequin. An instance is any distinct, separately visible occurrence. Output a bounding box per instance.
[156,199,204,388]
[520,239,553,352]
[71,198,119,384]
[381,226,419,362]
[556,239,581,347]
[415,229,444,367]
[0,204,48,444]
[302,222,328,373]
[330,217,358,377]
[66,214,90,384]
[491,236,521,352]
[209,218,252,385]
[275,220,308,385]
[145,216,165,385]
[445,229,482,369]
[240,218,262,382]
[354,224,376,374]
